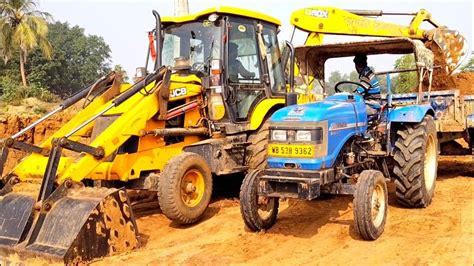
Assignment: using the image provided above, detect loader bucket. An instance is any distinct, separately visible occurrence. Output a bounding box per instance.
[0,193,36,246]
[429,28,469,74]
[0,183,139,264]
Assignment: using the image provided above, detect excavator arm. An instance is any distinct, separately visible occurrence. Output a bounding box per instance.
[290,6,468,73]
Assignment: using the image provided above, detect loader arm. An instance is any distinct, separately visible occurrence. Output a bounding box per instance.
[292,7,435,42]
[291,6,468,73]
[57,83,163,184]
[10,81,133,181]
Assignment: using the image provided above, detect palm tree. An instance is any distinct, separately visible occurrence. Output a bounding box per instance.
[0,0,52,86]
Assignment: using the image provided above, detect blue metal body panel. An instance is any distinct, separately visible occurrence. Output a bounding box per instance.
[388,104,433,123]
[268,93,368,170]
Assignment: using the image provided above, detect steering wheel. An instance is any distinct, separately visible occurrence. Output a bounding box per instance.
[334,81,367,95]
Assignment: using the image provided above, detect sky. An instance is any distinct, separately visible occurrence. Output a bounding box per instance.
[38,0,473,78]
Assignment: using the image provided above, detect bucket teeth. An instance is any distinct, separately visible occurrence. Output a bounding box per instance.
[0,182,139,264]
[431,28,469,74]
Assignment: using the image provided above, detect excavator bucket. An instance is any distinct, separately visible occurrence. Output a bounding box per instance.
[0,182,139,264]
[428,28,469,74]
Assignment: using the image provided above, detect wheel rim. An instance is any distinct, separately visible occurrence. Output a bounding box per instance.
[424,134,437,191]
[180,169,205,208]
[257,197,276,220]
[371,183,386,228]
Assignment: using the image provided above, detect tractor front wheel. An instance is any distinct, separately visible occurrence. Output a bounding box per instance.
[158,152,212,224]
[353,170,388,240]
[240,169,279,231]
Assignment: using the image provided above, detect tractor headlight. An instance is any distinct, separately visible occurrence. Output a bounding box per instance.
[271,130,287,141]
[296,130,312,142]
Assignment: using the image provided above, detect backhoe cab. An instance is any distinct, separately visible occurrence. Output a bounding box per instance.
[0,7,297,264]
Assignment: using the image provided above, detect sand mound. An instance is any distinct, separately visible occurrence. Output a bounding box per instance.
[431,71,474,95]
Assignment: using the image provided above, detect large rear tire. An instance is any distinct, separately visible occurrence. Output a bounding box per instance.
[246,121,269,170]
[240,169,279,231]
[353,170,388,240]
[157,152,212,224]
[393,115,438,208]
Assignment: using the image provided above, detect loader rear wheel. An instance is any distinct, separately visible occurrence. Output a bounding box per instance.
[246,121,270,170]
[158,152,212,224]
[353,170,388,240]
[240,169,279,231]
[393,115,438,208]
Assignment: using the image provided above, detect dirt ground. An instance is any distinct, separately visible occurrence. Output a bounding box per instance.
[89,156,473,265]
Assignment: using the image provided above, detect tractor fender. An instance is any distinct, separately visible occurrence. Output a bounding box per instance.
[250,99,285,130]
[389,104,434,123]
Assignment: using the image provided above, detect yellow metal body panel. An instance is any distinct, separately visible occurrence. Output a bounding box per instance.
[162,6,281,26]
[11,73,207,184]
[306,32,324,46]
[10,83,144,181]
[249,98,285,130]
[291,7,428,42]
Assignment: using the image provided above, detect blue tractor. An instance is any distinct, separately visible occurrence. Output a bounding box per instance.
[240,38,439,240]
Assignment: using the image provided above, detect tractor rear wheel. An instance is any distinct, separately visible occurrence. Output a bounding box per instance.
[246,121,270,170]
[240,169,279,231]
[157,152,212,224]
[393,115,438,208]
[353,170,388,240]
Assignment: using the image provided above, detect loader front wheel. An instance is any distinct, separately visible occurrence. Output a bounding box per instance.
[393,115,438,208]
[158,152,212,224]
[240,169,279,231]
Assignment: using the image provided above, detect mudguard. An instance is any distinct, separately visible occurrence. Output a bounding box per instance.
[389,104,434,123]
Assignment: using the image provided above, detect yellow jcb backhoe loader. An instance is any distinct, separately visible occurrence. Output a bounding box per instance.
[0,7,302,264]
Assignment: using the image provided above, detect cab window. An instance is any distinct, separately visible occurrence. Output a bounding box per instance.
[227,18,261,83]
[262,24,286,94]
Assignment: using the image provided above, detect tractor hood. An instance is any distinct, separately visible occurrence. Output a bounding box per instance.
[267,93,369,171]
[270,93,367,124]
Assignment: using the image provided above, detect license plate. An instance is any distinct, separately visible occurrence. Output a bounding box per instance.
[268,144,314,158]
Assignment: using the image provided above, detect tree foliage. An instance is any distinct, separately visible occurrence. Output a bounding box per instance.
[7,22,112,98]
[391,54,418,93]
[326,70,363,95]
[0,0,52,86]
[113,64,129,83]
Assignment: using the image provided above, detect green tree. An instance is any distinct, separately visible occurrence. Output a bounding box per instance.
[0,0,52,86]
[326,70,347,95]
[348,70,359,82]
[392,54,418,93]
[113,64,129,83]
[26,22,111,97]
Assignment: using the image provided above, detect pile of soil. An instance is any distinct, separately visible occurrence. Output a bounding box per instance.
[0,114,69,175]
[451,72,474,95]
[425,38,473,95]
[430,71,474,95]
